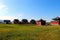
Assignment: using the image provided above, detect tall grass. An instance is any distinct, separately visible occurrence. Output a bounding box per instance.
[0,24,60,40]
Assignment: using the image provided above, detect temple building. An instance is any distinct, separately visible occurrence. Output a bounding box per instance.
[36,19,46,26]
[51,17,60,25]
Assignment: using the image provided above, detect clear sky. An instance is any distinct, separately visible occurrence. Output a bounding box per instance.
[0,0,60,21]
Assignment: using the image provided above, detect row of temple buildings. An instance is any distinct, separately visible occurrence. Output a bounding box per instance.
[0,17,60,25]
[36,17,60,25]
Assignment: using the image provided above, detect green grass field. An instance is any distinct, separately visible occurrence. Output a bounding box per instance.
[0,24,60,40]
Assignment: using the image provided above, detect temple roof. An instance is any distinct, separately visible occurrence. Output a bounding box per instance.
[37,19,46,22]
[52,17,60,20]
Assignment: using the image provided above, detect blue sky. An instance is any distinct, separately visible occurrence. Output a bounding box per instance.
[0,0,60,21]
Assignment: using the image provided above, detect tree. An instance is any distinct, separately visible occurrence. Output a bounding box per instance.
[21,19,28,24]
[4,20,11,24]
[30,19,36,24]
[13,19,19,24]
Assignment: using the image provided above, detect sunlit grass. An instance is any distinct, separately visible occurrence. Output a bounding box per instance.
[0,24,60,40]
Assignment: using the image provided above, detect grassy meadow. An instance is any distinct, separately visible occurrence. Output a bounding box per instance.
[0,24,60,40]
